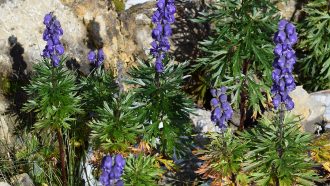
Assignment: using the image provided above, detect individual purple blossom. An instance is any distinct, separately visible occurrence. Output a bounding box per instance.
[271,19,298,111]
[99,154,125,186]
[42,12,64,67]
[88,49,105,67]
[210,86,233,130]
[150,0,176,73]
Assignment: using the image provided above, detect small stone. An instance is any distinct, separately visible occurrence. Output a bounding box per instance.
[325,124,330,131]
[11,173,34,186]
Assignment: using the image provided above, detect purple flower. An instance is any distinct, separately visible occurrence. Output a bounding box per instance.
[150,0,176,73]
[88,49,105,67]
[116,180,124,186]
[114,154,125,168]
[42,12,64,67]
[99,154,125,186]
[210,86,233,130]
[99,170,110,186]
[271,19,297,111]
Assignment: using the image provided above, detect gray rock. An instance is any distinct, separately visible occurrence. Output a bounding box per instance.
[310,89,330,126]
[0,0,89,74]
[325,124,330,132]
[190,108,219,133]
[0,95,14,150]
[0,182,11,186]
[290,86,326,132]
[125,0,152,10]
[11,173,34,186]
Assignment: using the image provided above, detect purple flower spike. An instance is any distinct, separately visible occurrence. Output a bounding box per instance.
[210,86,233,130]
[42,12,64,67]
[88,49,105,67]
[99,154,125,186]
[271,19,297,111]
[150,0,176,73]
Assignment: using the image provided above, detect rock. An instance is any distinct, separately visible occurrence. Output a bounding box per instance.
[125,0,152,10]
[276,0,297,19]
[290,86,326,132]
[0,182,11,186]
[325,124,330,132]
[11,173,34,186]
[0,0,89,74]
[310,89,330,124]
[0,95,14,150]
[189,108,239,133]
[190,108,218,133]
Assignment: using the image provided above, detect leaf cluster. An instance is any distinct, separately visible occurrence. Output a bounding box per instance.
[297,0,330,91]
[23,59,81,130]
[192,0,279,114]
[127,59,194,157]
[89,92,143,153]
[240,113,320,186]
[311,132,330,176]
[80,67,118,116]
[195,130,248,185]
[123,154,165,186]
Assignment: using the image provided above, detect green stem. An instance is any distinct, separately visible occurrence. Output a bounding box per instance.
[275,104,285,186]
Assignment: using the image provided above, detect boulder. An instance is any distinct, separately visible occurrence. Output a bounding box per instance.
[0,0,88,74]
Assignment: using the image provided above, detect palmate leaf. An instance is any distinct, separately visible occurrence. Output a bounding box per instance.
[23,58,82,130]
[240,113,320,185]
[89,92,143,153]
[127,58,194,157]
[192,0,278,113]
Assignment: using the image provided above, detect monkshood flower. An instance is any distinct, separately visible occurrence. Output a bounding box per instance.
[271,19,298,111]
[150,0,176,73]
[99,154,125,186]
[42,12,64,67]
[210,87,233,130]
[88,49,105,67]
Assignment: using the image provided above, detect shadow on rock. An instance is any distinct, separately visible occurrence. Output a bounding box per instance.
[6,35,35,130]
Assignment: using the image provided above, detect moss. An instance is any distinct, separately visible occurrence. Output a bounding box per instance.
[0,75,10,95]
[113,0,125,12]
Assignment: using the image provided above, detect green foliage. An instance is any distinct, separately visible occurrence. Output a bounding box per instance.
[89,92,143,152]
[15,132,62,185]
[297,0,330,91]
[127,59,194,157]
[192,0,278,113]
[0,75,10,94]
[240,113,320,186]
[311,132,330,175]
[80,67,118,116]
[113,0,125,12]
[195,130,248,185]
[123,154,164,186]
[23,58,82,130]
